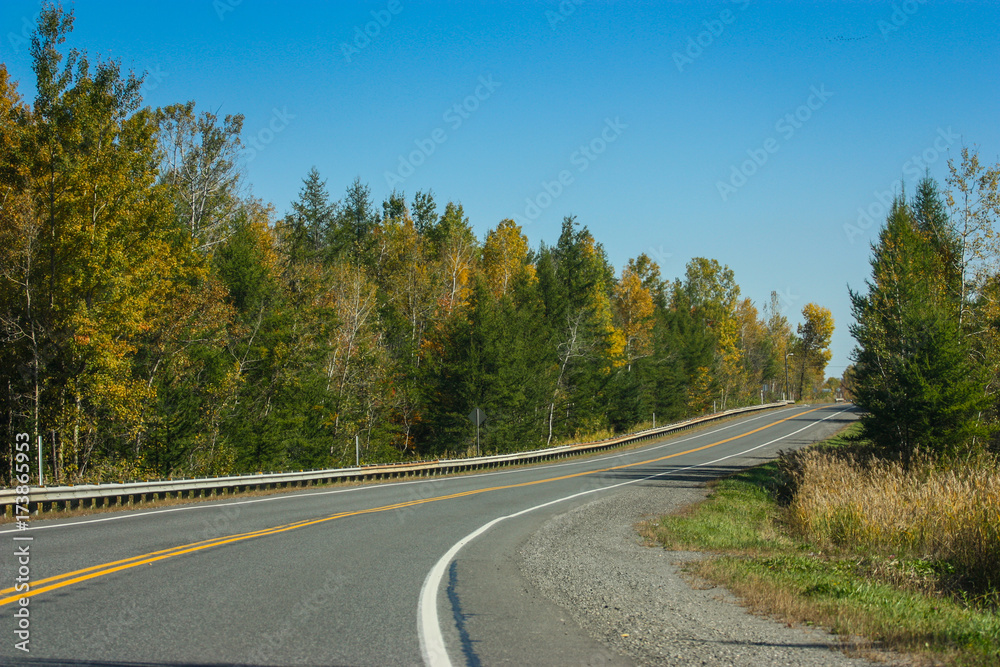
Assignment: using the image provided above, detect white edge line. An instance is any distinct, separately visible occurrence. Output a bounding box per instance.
[0,408,795,535]
[417,407,851,667]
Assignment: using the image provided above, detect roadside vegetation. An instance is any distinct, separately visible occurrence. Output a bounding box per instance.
[1,5,837,486]
[641,423,1000,666]
[642,144,1000,665]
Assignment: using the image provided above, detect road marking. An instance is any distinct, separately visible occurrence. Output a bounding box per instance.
[0,406,823,608]
[0,408,790,535]
[418,407,847,667]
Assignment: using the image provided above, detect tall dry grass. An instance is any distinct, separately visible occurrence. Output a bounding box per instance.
[785,450,1000,595]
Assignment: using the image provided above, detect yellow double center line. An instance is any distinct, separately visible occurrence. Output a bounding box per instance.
[0,406,824,607]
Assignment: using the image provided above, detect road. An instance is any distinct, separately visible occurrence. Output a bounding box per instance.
[0,404,855,666]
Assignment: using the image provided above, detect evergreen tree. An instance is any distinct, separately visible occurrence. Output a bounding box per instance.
[850,196,991,462]
[332,177,377,258]
[411,190,438,235]
[381,189,408,223]
[913,175,961,304]
[536,216,619,442]
[284,166,336,263]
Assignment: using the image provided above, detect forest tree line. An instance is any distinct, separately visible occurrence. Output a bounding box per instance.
[0,7,834,484]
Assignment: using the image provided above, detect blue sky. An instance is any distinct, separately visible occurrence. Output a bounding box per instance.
[2,1,998,375]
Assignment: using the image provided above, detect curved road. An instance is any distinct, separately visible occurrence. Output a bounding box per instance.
[0,404,855,666]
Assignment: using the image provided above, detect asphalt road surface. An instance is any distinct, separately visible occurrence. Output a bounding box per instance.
[0,404,856,666]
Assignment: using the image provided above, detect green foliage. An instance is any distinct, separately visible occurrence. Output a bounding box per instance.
[282,166,336,264]
[850,193,992,461]
[0,4,830,483]
[646,461,795,552]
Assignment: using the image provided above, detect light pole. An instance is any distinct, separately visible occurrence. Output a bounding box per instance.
[784,352,794,402]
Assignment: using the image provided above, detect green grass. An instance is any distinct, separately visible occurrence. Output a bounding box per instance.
[645,462,799,554]
[639,424,1000,666]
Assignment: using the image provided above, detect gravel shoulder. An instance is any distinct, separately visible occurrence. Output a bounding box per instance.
[517,479,892,667]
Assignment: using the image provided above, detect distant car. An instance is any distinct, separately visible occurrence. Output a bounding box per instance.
[835,397,845,402]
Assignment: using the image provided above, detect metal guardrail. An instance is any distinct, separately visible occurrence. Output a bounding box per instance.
[1,402,793,516]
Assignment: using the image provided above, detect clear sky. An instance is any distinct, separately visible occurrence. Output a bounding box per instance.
[2,1,998,375]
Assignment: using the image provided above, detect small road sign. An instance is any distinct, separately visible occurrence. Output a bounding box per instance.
[468,408,487,427]
[468,408,486,456]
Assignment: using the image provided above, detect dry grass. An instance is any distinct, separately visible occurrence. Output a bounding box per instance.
[689,557,975,666]
[786,450,1000,599]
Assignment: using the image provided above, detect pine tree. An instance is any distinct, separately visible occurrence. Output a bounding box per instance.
[284,167,336,263]
[336,177,378,259]
[850,195,990,462]
[411,190,438,235]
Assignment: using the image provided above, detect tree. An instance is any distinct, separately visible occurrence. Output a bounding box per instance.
[823,376,841,400]
[681,257,739,329]
[796,303,834,400]
[432,203,478,316]
[914,175,961,301]
[850,195,990,461]
[156,102,245,253]
[763,291,793,398]
[0,67,43,476]
[411,190,438,235]
[282,166,336,264]
[12,3,197,480]
[676,258,742,406]
[483,218,530,299]
[334,177,377,259]
[381,189,408,223]
[945,151,1000,439]
[536,216,621,442]
[946,148,1000,327]
[613,265,655,370]
[732,297,773,403]
[420,272,552,455]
